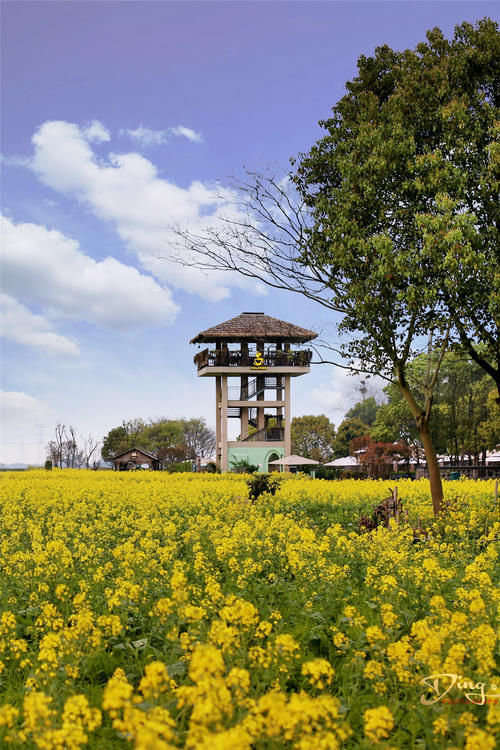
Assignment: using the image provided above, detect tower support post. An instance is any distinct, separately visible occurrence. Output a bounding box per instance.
[221,375,228,472]
[284,375,291,459]
[215,376,222,471]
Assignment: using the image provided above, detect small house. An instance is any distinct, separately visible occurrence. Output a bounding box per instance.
[112,447,159,471]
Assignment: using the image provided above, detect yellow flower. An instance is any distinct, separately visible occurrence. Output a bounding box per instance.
[465,728,496,750]
[301,658,335,689]
[102,668,134,715]
[364,706,394,743]
[0,704,19,728]
[433,716,448,736]
[366,626,387,645]
[364,660,384,681]
[139,661,175,700]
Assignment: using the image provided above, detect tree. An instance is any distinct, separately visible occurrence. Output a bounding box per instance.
[45,424,99,468]
[141,420,185,468]
[291,414,336,462]
[182,418,216,459]
[371,352,499,464]
[81,434,100,470]
[53,423,65,468]
[62,426,83,468]
[333,418,370,458]
[101,419,145,463]
[351,435,411,478]
[345,397,379,427]
[45,440,61,469]
[371,391,423,461]
[433,352,496,463]
[171,19,499,513]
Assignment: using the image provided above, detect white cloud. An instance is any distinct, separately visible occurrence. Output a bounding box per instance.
[0,391,49,435]
[83,120,111,143]
[310,366,385,424]
[30,120,258,301]
[169,125,202,143]
[0,391,49,426]
[0,153,32,168]
[1,294,80,357]
[310,367,362,420]
[122,124,203,147]
[1,215,179,329]
[312,383,352,415]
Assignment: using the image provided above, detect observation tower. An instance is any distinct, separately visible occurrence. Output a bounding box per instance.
[191,312,317,472]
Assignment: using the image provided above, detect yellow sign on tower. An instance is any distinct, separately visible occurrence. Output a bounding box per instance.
[251,351,267,370]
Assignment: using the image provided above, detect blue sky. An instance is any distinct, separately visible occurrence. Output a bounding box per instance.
[1,0,497,464]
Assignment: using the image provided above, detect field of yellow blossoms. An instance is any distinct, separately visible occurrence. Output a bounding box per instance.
[0,471,499,749]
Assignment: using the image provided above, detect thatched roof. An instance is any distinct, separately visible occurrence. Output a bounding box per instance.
[190,312,317,344]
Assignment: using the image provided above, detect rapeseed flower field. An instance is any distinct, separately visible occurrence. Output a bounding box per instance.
[0,471,498,749]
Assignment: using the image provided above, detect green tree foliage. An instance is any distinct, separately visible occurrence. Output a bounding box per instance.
[371,392,422,455]
[333,418,370,458]
[141,420,186,467]
[480,390,500,450]
[345,397,379,427]
[101,420,145,463]
[291,414,336,462]
[295,19,499,397]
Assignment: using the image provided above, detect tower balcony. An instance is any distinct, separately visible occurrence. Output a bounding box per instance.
[194,348,313,376]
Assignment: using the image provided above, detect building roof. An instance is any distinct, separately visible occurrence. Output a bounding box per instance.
[190,312,318,344]
[112,447,158,461]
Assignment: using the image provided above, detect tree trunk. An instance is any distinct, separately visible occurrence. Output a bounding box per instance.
[418,423,443,515]
[397,370,443,515]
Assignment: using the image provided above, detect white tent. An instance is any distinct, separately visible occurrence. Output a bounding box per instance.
[269,454,319,466]
[323,456,360,468]
[486,452,500,465]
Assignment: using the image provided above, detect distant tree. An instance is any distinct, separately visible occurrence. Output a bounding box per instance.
[54,423,65,468]
[351,435,411,478]
[181,418,216,459]
[82,434,100,470]
[371,395,423,461]
[345,397,379,427]
[101,419,146,463]
[101,426,130,463]
[291,414,336,462]
[479,390,500,451]
[61,426,83,468]
[141,420,184,468]
[333,418,370,458]
[45,440,61,469]
[46,424,96,468]
[161,444,190,466]
[371,351,498,464]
